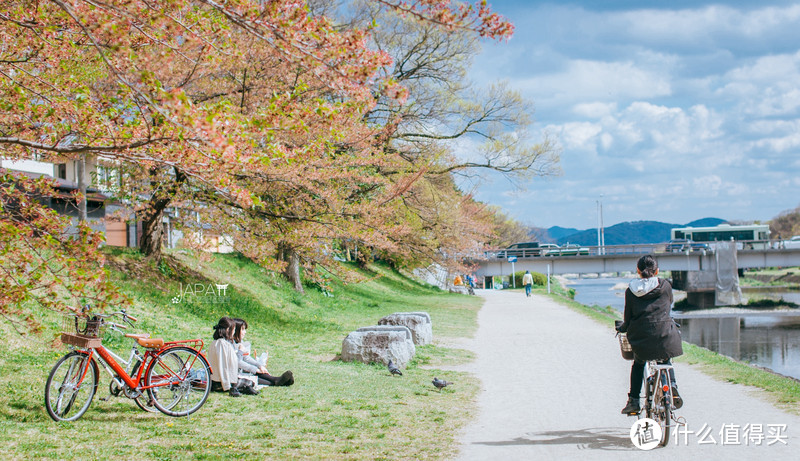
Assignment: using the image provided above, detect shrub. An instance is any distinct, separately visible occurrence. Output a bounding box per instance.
[513,270,547,287]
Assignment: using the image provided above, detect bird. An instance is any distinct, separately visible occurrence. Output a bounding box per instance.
[432,377,451,390]
[387,359,402,376]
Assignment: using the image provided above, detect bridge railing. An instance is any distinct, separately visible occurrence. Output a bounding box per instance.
[484,239,787,260]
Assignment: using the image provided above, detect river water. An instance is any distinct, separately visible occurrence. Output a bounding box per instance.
[566,277,800,380]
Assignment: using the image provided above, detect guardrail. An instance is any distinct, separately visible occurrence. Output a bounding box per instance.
[485,240,785,260]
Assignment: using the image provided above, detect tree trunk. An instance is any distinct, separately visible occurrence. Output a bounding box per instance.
[139,206,165,259]
[139,167,185,260]
[279,243,304,293]
[356,245,371,269]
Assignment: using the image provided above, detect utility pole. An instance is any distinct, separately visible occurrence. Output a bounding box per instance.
[76,155,87,222]
[597,195,605,255]
[596,199,601,251]
[599,195,605,255]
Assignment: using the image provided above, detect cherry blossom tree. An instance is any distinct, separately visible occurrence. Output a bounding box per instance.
[0,172,126,330]
[1,0,515,316]
[313,1,558,273]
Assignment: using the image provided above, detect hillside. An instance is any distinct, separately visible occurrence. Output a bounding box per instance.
[0,249,482,460]
[543,226,581,241]
[551,217,727,245]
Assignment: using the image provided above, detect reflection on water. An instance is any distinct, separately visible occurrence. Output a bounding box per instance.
[567,277,800,380]
[675,315,800,380]
[568,277,628,312]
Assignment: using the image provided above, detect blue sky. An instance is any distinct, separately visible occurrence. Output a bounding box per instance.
[462,0,800,229]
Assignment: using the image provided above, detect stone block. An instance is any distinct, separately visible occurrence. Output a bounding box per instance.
[378,312,433,345]
[341,325,416,367]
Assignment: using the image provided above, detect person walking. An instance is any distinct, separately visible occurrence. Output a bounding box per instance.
[522,270,533,297]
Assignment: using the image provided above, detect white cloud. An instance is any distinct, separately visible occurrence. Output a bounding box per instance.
[558,122,603,149]
[612,5,800,50]
[573,102,617,118]
[753,132,800,153]
[693,175,723,196]
[517,59,672,104]
[467,1,800,228]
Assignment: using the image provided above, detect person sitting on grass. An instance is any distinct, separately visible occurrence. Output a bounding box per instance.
[207,317,242,397]
[232,318,294,387]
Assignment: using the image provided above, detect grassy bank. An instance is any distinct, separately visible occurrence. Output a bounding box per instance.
[543,278,800,414]
[0,250,482,460]
[741,266,800,288]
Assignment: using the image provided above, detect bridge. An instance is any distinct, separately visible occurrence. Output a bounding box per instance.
[474,242,800,307]
[477,245,800,276]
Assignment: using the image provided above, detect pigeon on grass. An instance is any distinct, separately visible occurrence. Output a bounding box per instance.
[387,359,402,376]
[432,377,452,390]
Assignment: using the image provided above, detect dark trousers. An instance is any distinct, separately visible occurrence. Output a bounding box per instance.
[210,380,236,392]
[256,373,280,386]
[629,359,676,398]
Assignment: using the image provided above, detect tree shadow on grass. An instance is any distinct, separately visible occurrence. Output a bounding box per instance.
[473,427,635,451]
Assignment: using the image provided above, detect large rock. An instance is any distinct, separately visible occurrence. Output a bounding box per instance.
[377,312,433,345]
[341,325,416,367]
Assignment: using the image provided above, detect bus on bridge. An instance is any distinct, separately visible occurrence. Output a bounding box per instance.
[670,223,771,249]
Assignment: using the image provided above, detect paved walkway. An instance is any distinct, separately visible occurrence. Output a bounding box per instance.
[456,290,800,460]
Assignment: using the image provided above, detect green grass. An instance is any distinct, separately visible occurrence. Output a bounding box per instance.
[740,277,791,287]
[743,266,800,277]
[741,266,800,288]
[543,279,800,414]
[677,343,800,412]
[0,250,482,460]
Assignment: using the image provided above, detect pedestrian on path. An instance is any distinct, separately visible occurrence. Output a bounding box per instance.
[615,255,683,415]
[522,270,533,297]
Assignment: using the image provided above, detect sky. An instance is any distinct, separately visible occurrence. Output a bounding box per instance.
[462,0,800,230]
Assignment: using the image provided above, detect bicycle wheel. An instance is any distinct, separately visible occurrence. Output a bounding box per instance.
[651,372,672,446]
[145,346,211,417]
[45,352,99,422]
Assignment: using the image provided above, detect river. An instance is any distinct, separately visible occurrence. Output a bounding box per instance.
[565,277,800,380]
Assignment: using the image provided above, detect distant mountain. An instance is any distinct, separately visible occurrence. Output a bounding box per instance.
[684,217,727,228]
[550,218,728,246]
[546,226,581,241]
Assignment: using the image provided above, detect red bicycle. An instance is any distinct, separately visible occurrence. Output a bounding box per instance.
[45,309,211,421]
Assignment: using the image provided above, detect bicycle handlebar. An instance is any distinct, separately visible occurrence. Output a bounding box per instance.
[78,307,138,324]
[106,322,128,332]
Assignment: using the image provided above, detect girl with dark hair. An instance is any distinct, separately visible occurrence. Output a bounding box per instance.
[616,255,683,414]
[232,318,294,387]
[207,317,242,397]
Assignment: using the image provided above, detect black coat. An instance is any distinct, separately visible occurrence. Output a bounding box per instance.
[618,278,683,361]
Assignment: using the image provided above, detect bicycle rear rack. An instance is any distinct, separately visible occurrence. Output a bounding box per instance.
[162,338,204,350]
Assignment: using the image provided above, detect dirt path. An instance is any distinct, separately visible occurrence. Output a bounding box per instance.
[455,290,800,459]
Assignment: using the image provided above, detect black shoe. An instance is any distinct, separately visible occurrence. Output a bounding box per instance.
[229,386,242,397]
[276,371,294,387]
[671,383,683,409]
[621,397,640,415]
[240,383,259,395]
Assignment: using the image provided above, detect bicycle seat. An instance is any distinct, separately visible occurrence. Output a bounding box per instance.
[136,337,165,349]
[124,333,150,339]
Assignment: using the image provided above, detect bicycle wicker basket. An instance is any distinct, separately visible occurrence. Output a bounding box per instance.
[60,314,104,348]
[618,333,634,361]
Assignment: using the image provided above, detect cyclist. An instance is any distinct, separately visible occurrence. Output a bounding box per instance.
[616,255,683,414]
